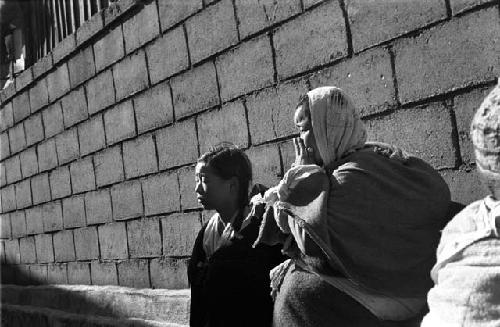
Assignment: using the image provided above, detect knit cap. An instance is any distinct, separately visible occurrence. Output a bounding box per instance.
[471,79,500,181]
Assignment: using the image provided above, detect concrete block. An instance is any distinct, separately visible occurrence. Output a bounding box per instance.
[5,155,22,184]
[0,101,14,132]
[49,166,71,199]
[347,0,447,53]
[197,100,248,153]
[4,239,20,264]
[15,179,32,209]
[0,162,5,187]
[42,102,64,138]
[113,50,149,101]
[37,139,58,172]
[19,236,36,264]
[29,79,49,113]
[0,131,10,160]
[32,53,53,79]
[10,210,26,238]
[67,262,91,285]
[186,0,238,63]
[55,128,80,165]
[161,212,200,256]
[86,69,115,115]
[1,83,16,103]
[235,0,301,39]
[103,0,138,25]
[47,64,71,102]
[62,195,86,229]
[111,180,143,220]
[24,113,44,147]
[85,189,112,225]
[246,144,282,186]
[68,46,96,88]
[177,166,201,210]
[61,87,88,128]
[117,259,150,288]
[158,0,202,31]
[93,26,125,72]
[47,263,68,284]
[146,26,188,85]
[156,119,198,170]
[274,1,347,80]
[42,201,63,232]
[450,0,495,15]
[246,79,307,145]
[170,61,219,119]
[216,35,274,102]
[53,230,76,262]
[31,172,51,205]
[76,12,104,46]
[70,157,96,194]
[98,222,128,260]
[94,145,124,187]
[74,227,99,260]
[90,261,118,285]
[78,114,105,156]
[12,91,30,123]
[0,213,11,238]
[394,7,500,104]
[123,134,158,179]
[441,169,484,205]
[150,257,189,289]
[127,217,161,258]
[366,102,456,169]
[9,122,26,154]
[133,81,174,133]
[454,86,494,165]
[311,48,397,116]
[30,264,48,284]
[142,172,180,216]
[34,234,54,263]
[104,100,136,145]
[52,34,76,64]
[1,184,16,212]
[25,206,44,235]
[123,1,160,53]
[15,67,33,92]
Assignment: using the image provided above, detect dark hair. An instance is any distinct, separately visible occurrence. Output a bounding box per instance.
[198,143,252,208]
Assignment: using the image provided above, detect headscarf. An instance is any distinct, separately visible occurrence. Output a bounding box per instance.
[471,79,500,182]
[307,87,367,169]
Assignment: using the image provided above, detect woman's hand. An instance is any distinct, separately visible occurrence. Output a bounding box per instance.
[293,137,317,166]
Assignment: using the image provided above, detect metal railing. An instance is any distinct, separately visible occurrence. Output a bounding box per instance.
[1,0,110,88]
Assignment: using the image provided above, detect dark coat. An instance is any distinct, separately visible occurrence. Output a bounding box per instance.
[188,211,284,327]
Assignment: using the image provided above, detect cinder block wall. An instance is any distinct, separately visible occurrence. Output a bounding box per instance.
[0,0,499,289]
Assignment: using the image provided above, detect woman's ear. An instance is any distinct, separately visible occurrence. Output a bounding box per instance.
[229,176,240,194]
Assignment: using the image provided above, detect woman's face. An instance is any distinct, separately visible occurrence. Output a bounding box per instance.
[294,102,323,165]
[194,162,232,211]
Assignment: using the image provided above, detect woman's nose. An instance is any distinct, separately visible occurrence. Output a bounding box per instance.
[194,181,202,194]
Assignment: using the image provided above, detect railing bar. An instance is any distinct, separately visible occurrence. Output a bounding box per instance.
[51,0,59,44]
[96,0,102,12]
[78,0,85,28]
[61,0,69,35]
[69,0,76,32]
[86,0,92,20]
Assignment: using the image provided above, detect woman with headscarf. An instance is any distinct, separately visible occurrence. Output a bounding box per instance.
[255,86,452,326]
[421,81,500,326]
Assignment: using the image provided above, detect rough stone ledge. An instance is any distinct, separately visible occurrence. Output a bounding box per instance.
[1,303,188,327]
[1,284,190,325]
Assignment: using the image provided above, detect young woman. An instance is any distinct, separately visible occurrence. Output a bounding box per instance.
[188,144,284,327]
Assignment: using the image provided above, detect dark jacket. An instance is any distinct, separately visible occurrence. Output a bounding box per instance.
[188,210,284,327]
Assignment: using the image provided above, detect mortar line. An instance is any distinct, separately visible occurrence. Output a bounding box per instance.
[269,32,278,84]
[338,0,353,56]
[445,98,463,168]
[182,24,192,69]
[213,60,223,110]
[444,0,453,18]
[241,99,253,147]
[387,44,401,107]
[231,0,241,42]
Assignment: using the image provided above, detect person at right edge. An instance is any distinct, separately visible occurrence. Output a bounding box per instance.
[422,80,500,326]
[254,86,452,326]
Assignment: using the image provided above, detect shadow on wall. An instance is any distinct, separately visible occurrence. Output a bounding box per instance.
[1,264,190,326]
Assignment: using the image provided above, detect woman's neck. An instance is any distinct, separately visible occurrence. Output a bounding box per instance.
[217,202,240,224]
